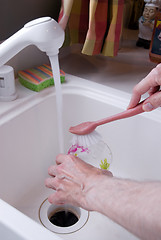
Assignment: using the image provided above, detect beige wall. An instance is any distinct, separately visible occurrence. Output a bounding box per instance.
[0,0,61,40]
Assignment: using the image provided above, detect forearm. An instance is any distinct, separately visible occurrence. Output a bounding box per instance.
[45,155,161,240]
[88,176,161,240]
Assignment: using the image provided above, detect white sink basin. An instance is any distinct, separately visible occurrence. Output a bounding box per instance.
[0,74,161,240]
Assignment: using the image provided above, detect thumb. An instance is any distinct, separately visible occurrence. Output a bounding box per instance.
[143,91,161,112]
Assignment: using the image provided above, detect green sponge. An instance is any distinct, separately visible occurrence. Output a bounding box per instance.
[18,64,65,92]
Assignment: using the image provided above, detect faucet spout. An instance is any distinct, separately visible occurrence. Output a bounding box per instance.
[0,17,64,101]
[0,17,65,67]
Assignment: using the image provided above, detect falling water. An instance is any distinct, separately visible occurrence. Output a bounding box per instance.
[49,55,68,214]
[49,55,64,153]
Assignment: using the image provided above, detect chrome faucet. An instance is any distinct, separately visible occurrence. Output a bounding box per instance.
[0,17,64,101]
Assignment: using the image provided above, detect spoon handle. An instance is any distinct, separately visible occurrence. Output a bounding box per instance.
[95,101,145,126]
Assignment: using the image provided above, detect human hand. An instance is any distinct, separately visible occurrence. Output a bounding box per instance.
[45,154,112,211]
[128,64,161,111]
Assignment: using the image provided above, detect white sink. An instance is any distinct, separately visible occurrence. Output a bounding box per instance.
[0,74,161,240]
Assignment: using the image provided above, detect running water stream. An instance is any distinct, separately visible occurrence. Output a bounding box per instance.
[49,55,64,153]
[49,55,69,216]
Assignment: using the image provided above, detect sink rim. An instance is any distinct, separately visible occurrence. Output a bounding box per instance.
[0,73,160,127]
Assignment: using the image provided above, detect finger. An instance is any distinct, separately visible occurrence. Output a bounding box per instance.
[48,165,57,177]
[48,165,66,177]
[127,78,150,109]
[101,169,113,177]
[45,177,60,190]
[148,86,160,96]
[143,90,161,111]
[128,85,160,110]
[127,93,141,109]
[128,66,161,109]
[56,154,68,165]
[48,191,68,205]
[139,67,161,94]
[48,188,78,206]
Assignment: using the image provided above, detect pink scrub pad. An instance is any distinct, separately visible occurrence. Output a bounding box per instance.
[18,64,65,92]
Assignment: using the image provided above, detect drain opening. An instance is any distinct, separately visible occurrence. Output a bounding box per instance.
[49,210,79,227]
[39,199,89,234]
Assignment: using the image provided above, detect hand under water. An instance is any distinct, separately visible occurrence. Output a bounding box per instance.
[45,154,112,211]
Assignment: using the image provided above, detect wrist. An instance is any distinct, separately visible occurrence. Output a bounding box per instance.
[82,172,112,212]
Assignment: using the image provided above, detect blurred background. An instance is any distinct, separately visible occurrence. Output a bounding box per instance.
[0,0,144,41]
[0,0,61,41]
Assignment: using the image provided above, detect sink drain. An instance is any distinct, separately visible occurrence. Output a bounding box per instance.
[39,199,89,234]
[49,209,79,227]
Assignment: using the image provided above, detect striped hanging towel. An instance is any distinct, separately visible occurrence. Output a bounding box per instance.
[102,0,124,56]
[59,0,124,57]
[82,0,108,55]
[58,0,74,30]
